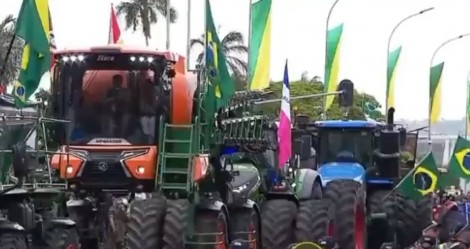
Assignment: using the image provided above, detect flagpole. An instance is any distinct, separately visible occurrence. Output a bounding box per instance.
[466,70,470,139]
[108,3,112,44]
[186,0,191,70]
[428,33,470,152]
[247,0,253,91]
[166,0,171,50]
[0,36,16,84]
[322,0,340,120]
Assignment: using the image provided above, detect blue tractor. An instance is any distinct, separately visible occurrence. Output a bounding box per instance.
[311,84,431,249]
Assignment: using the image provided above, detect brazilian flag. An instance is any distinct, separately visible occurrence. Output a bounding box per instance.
[396,152,439,200]
[204,0,235,109]
[448,136,470,180]
[12,0,51,108]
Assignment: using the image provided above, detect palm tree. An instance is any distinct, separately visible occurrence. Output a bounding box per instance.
[190,31,248,78]
[116,0,177,46]
[0,15,23,85]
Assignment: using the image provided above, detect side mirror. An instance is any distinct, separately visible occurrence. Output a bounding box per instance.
[11,143,29,180]
[337,79,354,107]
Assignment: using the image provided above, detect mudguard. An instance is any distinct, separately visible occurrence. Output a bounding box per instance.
[199,199,226,212]
[294,168,321,200]
[317,162,366,186]
[0,219,25,232]
[47,218,76,228]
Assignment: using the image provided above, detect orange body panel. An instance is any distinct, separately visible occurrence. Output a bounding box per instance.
[192,154,210,182]
[51,145,158,180]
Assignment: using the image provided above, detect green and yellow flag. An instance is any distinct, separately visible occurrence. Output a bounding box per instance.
[13,0,51,108]
[386,46,402,109]
[429,62,444,124]
[205,0,235,109]
[248,0,271,90]
[397,152,439,200]
[324,24,343,111]
[448,136,470,179]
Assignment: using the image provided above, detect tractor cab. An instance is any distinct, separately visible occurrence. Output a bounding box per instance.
[49,45,187,191]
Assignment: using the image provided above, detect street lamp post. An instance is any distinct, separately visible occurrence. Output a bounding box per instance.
[386,7,434,112]
[427,33,470,151]
[465,70,470,139]
[322,0,340,120]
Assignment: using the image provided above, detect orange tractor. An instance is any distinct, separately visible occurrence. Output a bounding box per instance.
[48,45,203,248]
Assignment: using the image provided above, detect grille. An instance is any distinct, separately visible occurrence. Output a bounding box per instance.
[80,152,129,186]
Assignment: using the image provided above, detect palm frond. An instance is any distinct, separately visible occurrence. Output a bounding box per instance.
[227,56,248,77]
[154,0,178,23]
[223,45,248,56]
[0,15,15,32]
[116,2,140,31]
[221,31,244,46]
[190,38,204,48]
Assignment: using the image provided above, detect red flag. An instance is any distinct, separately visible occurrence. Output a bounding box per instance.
[109,4,122,44]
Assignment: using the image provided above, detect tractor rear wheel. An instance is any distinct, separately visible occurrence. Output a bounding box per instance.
[0,232,27,249]
[45,226,80,249]
[306,200,333,241]
[126,196,166,249]
[230,207,260,249]
[261,199,297,249]
[163,199,189,249]
[324,180,366,249]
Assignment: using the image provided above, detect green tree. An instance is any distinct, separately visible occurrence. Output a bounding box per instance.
[256,80,384,121]
[190,31,248,78]
[0,15,23,85]
[116,0,177,46]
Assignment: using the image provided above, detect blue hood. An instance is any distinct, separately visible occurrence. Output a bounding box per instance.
[317,162,366,185]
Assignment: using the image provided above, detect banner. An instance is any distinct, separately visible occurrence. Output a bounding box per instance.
[248,0,272,90]
[324,23,343,111]
[386,46,402,109]
[429,62,444,124]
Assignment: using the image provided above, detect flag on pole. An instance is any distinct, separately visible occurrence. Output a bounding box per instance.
[386,46,402,109]
[205,0,235,109]
[278,60,291,169]
[324,24,344,111]
[13,0,52,107]
[109,3,122,44]
[248,0,271,90]
[429,62,444,124]
[448,136,470,180]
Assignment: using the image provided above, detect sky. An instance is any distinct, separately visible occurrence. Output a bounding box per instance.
[2,0,470,121]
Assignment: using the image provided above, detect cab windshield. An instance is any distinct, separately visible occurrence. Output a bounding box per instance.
[52,53,166,145]
[318,128,373,168]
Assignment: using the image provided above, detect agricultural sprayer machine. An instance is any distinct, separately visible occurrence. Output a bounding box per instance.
[0,94,78,249]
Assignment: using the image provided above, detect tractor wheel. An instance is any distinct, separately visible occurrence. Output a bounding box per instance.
[295,200,333,242]
[0,232,27,249]
[126,196,166,249]
[163,199,189,249]
[368,190,395,249]
[44,226,80,249]
[324,180,366,249]
[192,209,229,249]
[396,195,420,247]
[261,199,297,249]
[230,207,260,249]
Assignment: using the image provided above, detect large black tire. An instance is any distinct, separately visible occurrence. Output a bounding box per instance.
[191,209,229,249]
[44,226,80,249]
[230,207,261,249]
[368,190,420,248]
[0,233,27,249]
[414,196,433,234]
[127,196,166,249]
[163,199,189,249]
[324,180,366,249]
[261,199,297,249]
[295,200,333,242]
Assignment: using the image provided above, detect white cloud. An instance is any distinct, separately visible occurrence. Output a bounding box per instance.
[2,0,470,120]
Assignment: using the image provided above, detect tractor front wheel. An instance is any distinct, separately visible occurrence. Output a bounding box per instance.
[163,199,189,249]
[230,207,260,249]
[261,199,297,249]
[126,195,166,249]
[44,226,80,249]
